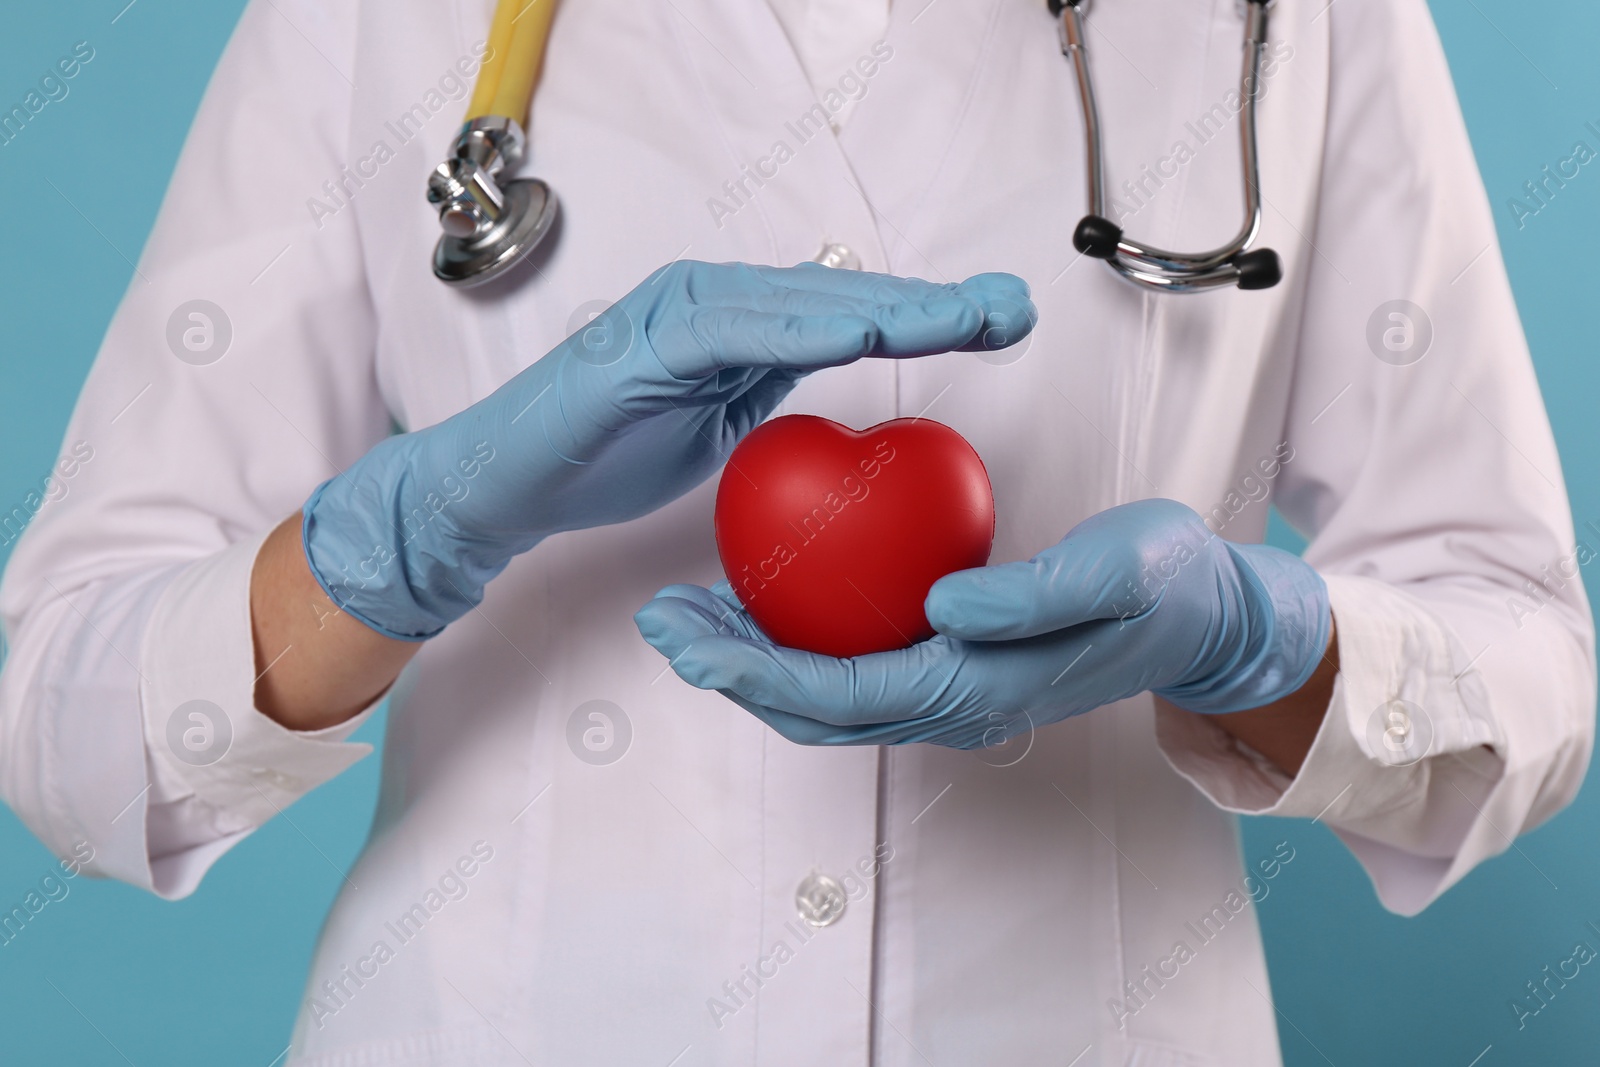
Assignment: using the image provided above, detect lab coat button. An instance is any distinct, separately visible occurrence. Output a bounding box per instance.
[795,872,846,927]
[814,244,861,271]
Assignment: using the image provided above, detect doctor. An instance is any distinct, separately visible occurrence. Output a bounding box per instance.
[0,1,1591,1066]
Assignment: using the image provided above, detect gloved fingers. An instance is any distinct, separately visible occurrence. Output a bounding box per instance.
[714,627,1114,747]
[925,549,1147,642]
[653,307,881,379]
[657,300,1000,378]
[731,261,964,304]
[707,579,746,611]
[926,500,1219,641]
[772,265,1037,357]
[634,583,766,661]
[950,273,1040,354]
[723,263,1035,356]
[925,554,1083,641]
[653,629,966,728]
[954,271,1034,304]
[702,580,776,643]
[733,262,1028,306]
[863,297,988,357]
[698,286,938,320]
[705,289,993,358]
[636,607,915,742]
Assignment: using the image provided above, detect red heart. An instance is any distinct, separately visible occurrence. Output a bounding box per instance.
[715,414,995,658]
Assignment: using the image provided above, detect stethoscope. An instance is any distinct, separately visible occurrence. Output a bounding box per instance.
[1053,0,1281,291]
[426,0,560,286]
[427,0,1282,294]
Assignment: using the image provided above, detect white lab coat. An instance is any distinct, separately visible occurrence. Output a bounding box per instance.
[0,0,1592,1064]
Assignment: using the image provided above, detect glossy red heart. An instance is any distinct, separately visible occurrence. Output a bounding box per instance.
[714,414,994,658]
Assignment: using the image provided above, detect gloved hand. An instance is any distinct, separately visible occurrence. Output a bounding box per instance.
[634,499,1331,748]
[303,260,1035,639]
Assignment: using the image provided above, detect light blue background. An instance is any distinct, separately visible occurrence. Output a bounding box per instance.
[0,2,1596,1063]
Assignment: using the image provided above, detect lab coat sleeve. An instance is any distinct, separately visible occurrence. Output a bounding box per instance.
[1154,0,1595,915]
[0,0,390,899]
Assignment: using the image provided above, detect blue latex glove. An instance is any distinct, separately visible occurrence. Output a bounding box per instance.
[303,261,1035,639]
[634,499,1331,748]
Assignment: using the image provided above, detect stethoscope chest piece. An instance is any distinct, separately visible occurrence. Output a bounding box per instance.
[429,116,560,288]
[432,174,558,288]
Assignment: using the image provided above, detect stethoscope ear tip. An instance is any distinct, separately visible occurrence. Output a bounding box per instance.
[1233,249,1283,291]
[1073,215,1123,260]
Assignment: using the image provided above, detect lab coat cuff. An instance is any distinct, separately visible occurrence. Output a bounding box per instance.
[140,529,377,833]
[1155,574,1503,821]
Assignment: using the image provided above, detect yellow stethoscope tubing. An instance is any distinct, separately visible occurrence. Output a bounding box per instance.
[466,0,558,123]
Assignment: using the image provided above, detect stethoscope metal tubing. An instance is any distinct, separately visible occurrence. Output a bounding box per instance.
[1109,258,1244,292]
[1060,7,1107,226]
[1059,0,1282,292]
